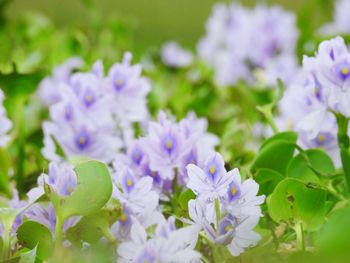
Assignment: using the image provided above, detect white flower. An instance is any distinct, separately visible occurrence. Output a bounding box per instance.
[186,152,234,201]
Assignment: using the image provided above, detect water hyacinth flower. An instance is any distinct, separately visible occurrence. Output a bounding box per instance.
[41,53,151,163]
[186,195,263,256]
[26,162,80,237]
[0,89,12,147]
[142,111,195,180]
[111,167,163,240]
[105,52,151,122]
[320,0,350,35]
[38,57,84,106]
[186,152,235,201]
[161,41,194,68]
[184,153,264,256]
[198,3,298,87]
[117,218,201,263]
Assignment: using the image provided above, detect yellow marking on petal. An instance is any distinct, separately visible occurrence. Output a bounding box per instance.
[231,187,237,196]
[116,79,123,86]
[166,139,172,149]
[342,67,349,76]
[151,171,156,177]
[225,225,231,232]
[79,136,86,145]
[120,213,127,222]
[318,134,325,143]
[127,179,132,187]
[68,185,74,194]
[210,165,215,174]
[85,95,92,102]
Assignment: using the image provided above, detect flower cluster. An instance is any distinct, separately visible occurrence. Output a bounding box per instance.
[118,217,200,262]
[40,53,151,163]
[198,3,298,87]
[276,36,350,164]
[185,152,265,256]
[320,0,350,35]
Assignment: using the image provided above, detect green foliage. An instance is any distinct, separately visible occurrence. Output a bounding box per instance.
[255,168,284,196]
[19,246,38,263]
[179,189,196,211]
[45,160,112,220]
[268,178,328,231]
[17,221,53,260]
[252,132,298,174]
[287,149,335,184]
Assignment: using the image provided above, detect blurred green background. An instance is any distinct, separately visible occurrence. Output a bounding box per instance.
[5,0,333,55]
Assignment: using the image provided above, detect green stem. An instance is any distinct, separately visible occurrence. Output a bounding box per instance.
[1,225,11,260]
[336,114,350,193]
[294,223,305,251]
[214,198,221,227]
[55,215,63,246]
[15,97,26,194]
[257,104,278,134]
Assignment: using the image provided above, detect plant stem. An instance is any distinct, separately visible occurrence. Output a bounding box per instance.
[336,114,350,193]
[294,223,305,251]
[1,225,11,260]
[214,198,221,227]
[257,104,278,134]
[15,97,25,194]
[55,215,63,246]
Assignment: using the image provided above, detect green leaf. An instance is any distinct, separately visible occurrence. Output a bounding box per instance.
[259,131,298,151]
[254,168,284,196]
[268,178,328,231]
[0,69,44,98]
[287,149,335,184]
[17,221,53,260]
[19,246,37,263]
[46,160,113,220]
[179,189,196,211]
[316,205,350,258]
[66,210,116,246]
[252,140,296,174]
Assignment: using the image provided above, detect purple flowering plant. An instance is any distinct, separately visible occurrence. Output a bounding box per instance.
[1,0,350,262]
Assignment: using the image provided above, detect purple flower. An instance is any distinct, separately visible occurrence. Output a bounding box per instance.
[105,52,151,122]
[320,0,350,35]
[38,57,83,106]
[186,152,235,201]
[198,3,298,87]
[161,41,194,68]
[142,112,195,180]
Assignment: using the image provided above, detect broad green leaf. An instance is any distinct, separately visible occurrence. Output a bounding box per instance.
[17,221,53,260]
[66,210,116,246]
[259,131,298,151]
[268,178,327,231]
[19,246,37,263]
[316,205,350,258]
[179,189,196,211]
[287,149,335,184]
[0,69,44,98]
[254,168,284,196]
[251,140,296,174]
[46,160,113,220]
